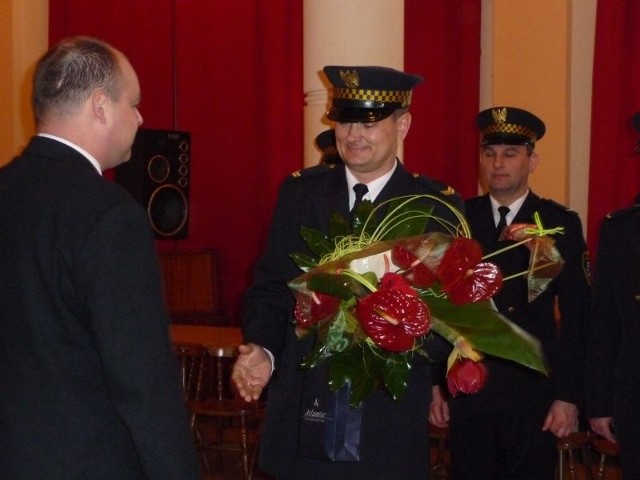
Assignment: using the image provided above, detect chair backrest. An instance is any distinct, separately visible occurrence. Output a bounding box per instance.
[159,250,225,325]
[173,342,207,401]
[208,345,239,401]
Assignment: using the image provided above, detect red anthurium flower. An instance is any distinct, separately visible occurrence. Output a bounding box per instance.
[294,291,341,330]
[446,262,503,305]
[379,272,417,297]
[436,237,503,305]
[436,237,483,290]
[447,358,488,397]
[356,288,431,352]
[391,246,437,288]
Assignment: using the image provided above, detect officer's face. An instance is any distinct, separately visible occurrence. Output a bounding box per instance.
[335,111,411,182]
[479,144,539,202]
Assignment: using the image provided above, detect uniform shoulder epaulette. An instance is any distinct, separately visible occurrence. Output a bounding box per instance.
[540,197,579,216]
[411,172,458,197]
[605,204,640,221]
[289,163,336,179]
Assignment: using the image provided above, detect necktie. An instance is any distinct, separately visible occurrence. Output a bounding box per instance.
[352,183,369,213]
[496,206,510,239]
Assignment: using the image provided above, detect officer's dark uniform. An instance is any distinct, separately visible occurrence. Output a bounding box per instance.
[448,107,591,480]
[243,66,462,480]
[586,204,640,477]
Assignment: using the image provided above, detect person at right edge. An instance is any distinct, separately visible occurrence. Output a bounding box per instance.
[430,106,590,479]
[585,112,640,479]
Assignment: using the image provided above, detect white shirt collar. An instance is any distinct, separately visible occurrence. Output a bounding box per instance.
[345,161,398,209]
[489,190,529,227]
[38,133,103,175]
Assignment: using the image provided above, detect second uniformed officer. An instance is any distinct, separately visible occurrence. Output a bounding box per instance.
[430,106,591,480]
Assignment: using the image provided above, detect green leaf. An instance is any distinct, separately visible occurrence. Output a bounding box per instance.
[380,200,434,240]
[329,346,380,407]
[326,310,352,352]
[289,252,318,271]
[424,294,547,374]
[307,272,359,300]
[300,344,333,369]
[328,212,351,240]
[300,226,332,257]
[381,352,412,401]
[352,201,377,235]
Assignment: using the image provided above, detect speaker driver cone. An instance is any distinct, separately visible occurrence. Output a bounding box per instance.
[148,185,188,237]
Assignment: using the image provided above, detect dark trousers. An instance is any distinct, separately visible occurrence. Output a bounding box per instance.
[449,393,556,480]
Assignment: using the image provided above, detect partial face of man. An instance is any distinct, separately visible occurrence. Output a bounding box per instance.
[102,52,143,169]
[334,111,411,182]
[479,144,538,202]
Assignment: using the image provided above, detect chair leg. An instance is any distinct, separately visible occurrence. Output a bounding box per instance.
[558,449,565,480]
[580,446,594,480]
[190,414,212,475]
[595,452,607,480]
[240,414,249,480]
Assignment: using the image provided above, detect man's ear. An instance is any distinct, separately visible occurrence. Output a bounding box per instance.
[398,111,412,140]
[91,89,108,123]
[528,151,540,173]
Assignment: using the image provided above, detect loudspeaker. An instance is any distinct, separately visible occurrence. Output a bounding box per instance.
[115,128,191,239]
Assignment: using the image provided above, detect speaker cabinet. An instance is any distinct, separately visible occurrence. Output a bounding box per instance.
[115,128,190,239]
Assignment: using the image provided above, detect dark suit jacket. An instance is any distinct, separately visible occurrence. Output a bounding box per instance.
[243,162,462,480]
[0,137,200,480]
[586,205,640,474]
[458,192,589,409]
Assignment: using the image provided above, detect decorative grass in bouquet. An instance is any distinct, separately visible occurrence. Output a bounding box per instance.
[289,195,564,407]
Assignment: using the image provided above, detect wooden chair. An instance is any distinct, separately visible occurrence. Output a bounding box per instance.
[556,431,594,480]
[190,345,264,480]
[429,424,450,479]
[592,437,620,480]
[173,342,207,401]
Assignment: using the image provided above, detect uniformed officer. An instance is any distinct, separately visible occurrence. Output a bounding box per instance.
[430,106,591,480]
[232,65,462,480]
[586,112,640,477]
[315,129,342,165]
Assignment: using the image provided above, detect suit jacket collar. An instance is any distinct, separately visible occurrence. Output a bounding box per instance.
[23,136,101,176]
[512,190,541,224]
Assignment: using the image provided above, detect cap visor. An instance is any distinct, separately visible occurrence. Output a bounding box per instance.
[327,107,395,123]
[480,134,533,146]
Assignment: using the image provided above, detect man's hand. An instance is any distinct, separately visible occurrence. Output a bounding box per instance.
[589,417,617,444]
[231,343,272,402]
[429,385,450,427]
[542,400,578,438]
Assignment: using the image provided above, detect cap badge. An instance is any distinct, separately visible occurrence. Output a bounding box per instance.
[339,69,360,88]
[492,107,508,124]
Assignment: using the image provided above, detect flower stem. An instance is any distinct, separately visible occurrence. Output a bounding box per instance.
[501,261,560,282]
[481,238,533,260]
[340,269,378,292]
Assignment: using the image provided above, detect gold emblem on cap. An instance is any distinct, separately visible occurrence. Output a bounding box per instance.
[339,69,360,88]
[492,107,508,124]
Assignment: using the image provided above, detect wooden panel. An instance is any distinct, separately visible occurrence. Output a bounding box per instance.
[159,251,225,325]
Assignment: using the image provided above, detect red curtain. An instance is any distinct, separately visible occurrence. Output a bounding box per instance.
[588,2,640,255]
[48,1,479,325]
[405,0,481,200]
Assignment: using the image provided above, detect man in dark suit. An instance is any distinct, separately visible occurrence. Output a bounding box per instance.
[232,65,462,480]
[586,119,640,477]
[0,37,200,479]
[429,107,590,479]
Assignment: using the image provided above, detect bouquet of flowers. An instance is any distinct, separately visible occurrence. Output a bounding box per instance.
[289,195,563,406]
